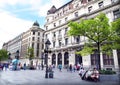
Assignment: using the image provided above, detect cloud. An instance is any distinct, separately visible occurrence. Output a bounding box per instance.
[0,10,33,48]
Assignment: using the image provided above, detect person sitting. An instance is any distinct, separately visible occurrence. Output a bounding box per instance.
[90,68,99,81]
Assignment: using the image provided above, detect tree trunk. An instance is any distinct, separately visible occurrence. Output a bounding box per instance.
[97,42,101,70]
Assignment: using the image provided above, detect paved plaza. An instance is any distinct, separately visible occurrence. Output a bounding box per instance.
[0,68,119,85]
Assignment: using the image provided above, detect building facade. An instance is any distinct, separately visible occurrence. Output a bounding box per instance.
[44,0,120,71]
[2,21,45,65]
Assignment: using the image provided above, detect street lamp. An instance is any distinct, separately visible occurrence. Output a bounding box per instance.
[44,39,51,78]
[41,53,44,70]
[8,53,11,63]
[16,50,19,60]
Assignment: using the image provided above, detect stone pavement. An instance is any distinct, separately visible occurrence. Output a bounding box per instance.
[0,68,119,85]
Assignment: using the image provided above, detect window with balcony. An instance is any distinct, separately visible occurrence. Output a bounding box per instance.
[53,32,56,37]
[65,38,68,45]
[88,6,92,13]
[32,37,35,41]
[75,12,78,17]
[59,30,61,34]
[113,9,120,20]
[98,1,104,8]
[53,41,56,47]
[59,40,62,47]
[103,54,114,65]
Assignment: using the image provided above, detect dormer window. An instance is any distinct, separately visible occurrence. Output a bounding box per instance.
[88,6,92,13]
[98,1,104,8]
[75,12,78,17]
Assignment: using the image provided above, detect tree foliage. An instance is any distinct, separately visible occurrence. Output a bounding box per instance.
[68,13,120,69]
[68,13,120,56]
[27,47,34,60]
[0,49,8,62]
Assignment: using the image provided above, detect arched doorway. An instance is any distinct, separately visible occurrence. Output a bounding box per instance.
[58,53,62,65]
[64,52,69,65]
[52,54,56,65]
[75,54,82,65]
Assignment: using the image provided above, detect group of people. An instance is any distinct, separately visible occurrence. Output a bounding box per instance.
[79,67,100,82]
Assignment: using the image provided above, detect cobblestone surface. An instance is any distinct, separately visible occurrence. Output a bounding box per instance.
[0,69,119,85]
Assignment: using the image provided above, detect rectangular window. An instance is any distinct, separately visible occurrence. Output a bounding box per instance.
[65,17,68,22]
[65,38,68,45]
[98,1,104,8]
[113,9,120,20]
[32,43,34,48]
[59,40,61,47]
[103,54,114,65]
[46,26,48,30]
[33,31,35,35]
[76,35,80,43]
[38,32,40,36]
[65,27,68,34]
[32,37,35,41]
[53,23,56,27]
[53,32,56,37]
[53,41,55,47]
[88,6,92,12]
[88,0,92,2]
[91,54,97,65]
[37,37,40,41]
[59,30,61,34]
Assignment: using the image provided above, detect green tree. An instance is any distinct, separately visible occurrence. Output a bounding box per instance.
[0,49,8,63]
[68,13,120,70]
[27,47,34,67]
[111,18,120,49]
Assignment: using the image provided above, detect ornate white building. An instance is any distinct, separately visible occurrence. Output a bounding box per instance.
[44,0,120,71]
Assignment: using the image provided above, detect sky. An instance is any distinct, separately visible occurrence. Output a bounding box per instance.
[0,0,71,49]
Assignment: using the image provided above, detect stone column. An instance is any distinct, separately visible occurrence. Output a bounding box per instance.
[100,52,104,70]
[62,51,64,67]
[56,52,58,67]
[113,50,119,71]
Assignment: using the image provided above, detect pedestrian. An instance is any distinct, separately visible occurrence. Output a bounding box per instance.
[38,63,41,70]
[73,64,76,72]
[23,63,26,70]
[69,64,72,72]
[58,64,62,72]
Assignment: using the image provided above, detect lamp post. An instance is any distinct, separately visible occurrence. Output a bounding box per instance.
[41,53,44,70]
[8,53,11,64]
[16,50,19,60]
[44,39,51,78]
[14,50,19,70]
